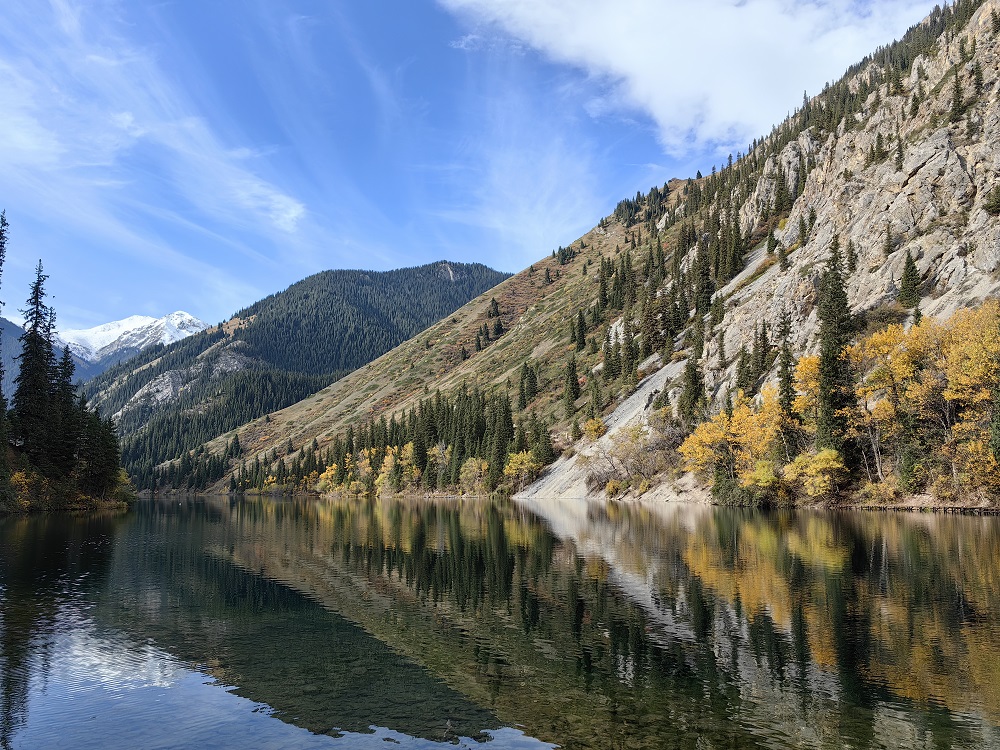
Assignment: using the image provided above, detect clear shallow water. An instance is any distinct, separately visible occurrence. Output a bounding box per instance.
[1,497,999,749]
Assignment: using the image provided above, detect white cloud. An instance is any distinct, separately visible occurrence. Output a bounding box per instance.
[440,0,936,155]
[431,76,606,269]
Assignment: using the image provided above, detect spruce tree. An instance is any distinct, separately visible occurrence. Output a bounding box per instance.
[816,252,853,453]
[949,69,964,123]
[678,358,705,428]
[575,310,586,351]
[777,311,796,419]
[0,212,8,498]
[564,355,581,418]
[898,250,920,308]
[13,261,56,468]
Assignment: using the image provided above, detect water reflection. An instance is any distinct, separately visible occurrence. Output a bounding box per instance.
[2,497,999,749]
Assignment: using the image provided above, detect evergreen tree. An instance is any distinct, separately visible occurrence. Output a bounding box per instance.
[564,355,581,418]
[898,250,920,308]
[678,358,705,428]
[949,69,965,122]
[575,310,586,351]
[13,261,56,469]
[777,311,795,419]
[816,252,853,452]
[0,212,8,497]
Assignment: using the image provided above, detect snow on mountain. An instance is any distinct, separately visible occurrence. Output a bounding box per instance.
[60,311,208,364]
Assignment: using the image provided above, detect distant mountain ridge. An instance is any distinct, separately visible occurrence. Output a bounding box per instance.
[60,311,208,369]
[84,260,511,486]
[0,317,100,394]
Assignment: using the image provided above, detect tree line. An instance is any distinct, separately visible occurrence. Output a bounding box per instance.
[0,212,127,512]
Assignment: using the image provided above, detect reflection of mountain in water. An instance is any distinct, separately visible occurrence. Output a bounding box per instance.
[203,495,1000,749]
[92,499,501,741]
[3,498,1000,750]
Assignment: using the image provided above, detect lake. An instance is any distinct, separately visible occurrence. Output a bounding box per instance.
[1,496,998,749]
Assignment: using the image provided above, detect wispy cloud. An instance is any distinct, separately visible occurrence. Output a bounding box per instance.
[440,0,936,156]
[0,0,317,325]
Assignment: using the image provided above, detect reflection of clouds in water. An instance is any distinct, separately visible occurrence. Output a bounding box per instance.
[18,609,555,750]
[53,617,181,693]
[329,726,556,748]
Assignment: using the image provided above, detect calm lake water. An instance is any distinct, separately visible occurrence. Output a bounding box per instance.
[1,496,999,749]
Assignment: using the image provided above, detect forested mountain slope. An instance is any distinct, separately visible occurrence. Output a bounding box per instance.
[86,261,509,487]
[171,0,1000,505]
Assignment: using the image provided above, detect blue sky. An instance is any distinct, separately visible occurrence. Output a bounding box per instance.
[0,0,936,329]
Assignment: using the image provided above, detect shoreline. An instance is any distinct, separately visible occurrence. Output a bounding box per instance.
[130,485,1000,516]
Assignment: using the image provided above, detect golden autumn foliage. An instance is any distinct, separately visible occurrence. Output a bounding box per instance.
[679,299,1000,505]
[679,385,784,492]
[783,449,846,498]
[504,451,542,492]
[583,418,608,440]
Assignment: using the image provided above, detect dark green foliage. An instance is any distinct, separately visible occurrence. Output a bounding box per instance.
[949,69,965,123]
[846,240,858,275]
[517,362,539,411]
[0,246,123,506]
[816,253,853,452]
[777,311,795,419]
[564,355,581,418]
[0,212,8,497]
[991,387,1000,464]
[575,310,586,351]
[984,186,1000,215]
[12,262,56,470]
[87,261,508,488]
[678,358,706,428]
[898,251,920,308]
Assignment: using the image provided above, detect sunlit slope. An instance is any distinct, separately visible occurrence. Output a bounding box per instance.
[200,216,652,482]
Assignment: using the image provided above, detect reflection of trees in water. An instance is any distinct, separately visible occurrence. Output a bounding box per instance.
[88,498,503,741]
[0,513,122,750]
[676,508,1000,736]
[275,496,1000,747]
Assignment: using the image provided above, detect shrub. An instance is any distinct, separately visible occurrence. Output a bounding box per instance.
[584,418,608,440]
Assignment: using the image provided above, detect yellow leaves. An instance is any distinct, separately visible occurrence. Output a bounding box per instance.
[583,418,607,440]
[504,451,542,492]
[784,449,846,499]
[941,299,1000,408]
[793,355,820,429]
[459,457,488,494]
[679,386,783,488]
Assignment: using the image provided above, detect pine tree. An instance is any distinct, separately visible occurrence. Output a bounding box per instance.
[883,222,894,257]
[575,310,586,351]
[816,252,853,453]
[777,311,795,419]
[846,240,857,274]
[949,70,964,123]
[0,212,8,497]
[564,355,581,418]
[898,250,920,308]
[678,358,705,428]
[13,261,56,468]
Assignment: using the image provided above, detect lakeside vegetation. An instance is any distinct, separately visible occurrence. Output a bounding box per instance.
[0,213,130,514]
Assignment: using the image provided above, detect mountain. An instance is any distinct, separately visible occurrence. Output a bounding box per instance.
[60,312,208,370]
[1,317,100,394]
[161,0,1000,504]
[85,261,511,486]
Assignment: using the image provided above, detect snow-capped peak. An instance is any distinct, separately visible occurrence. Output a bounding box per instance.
[59,311,209,363]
